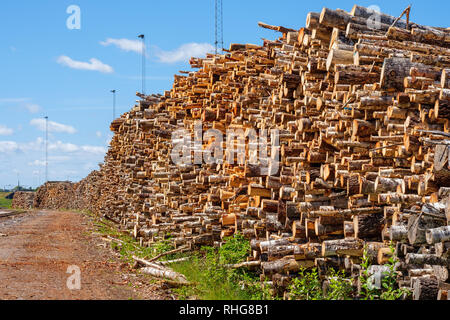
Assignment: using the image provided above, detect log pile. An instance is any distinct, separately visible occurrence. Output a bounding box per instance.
[11,192,35,209]
[26,4,450,299]
[32,181,76,210]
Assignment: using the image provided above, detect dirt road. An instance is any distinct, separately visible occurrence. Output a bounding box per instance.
[0,210,168,300]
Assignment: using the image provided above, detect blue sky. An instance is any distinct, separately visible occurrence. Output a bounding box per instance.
[0,0,448,188]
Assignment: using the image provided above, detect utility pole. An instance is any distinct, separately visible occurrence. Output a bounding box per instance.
[215,0,224,54]
[44,116,49,183]
[110,90,116,120]
[138,34,145,95]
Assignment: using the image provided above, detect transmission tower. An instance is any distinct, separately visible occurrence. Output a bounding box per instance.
[215,0,223,54]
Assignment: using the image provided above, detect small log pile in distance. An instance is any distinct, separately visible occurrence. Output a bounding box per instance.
[15,4,450,300]
[31,181,76,210]
[13,172,103,212]
[11,192,35,209]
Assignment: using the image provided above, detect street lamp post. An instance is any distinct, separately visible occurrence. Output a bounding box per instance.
[138,34,145,95]
[110,90,116,120]
[44,116,48,183]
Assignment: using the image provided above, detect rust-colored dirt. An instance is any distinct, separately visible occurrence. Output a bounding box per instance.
[0,210,170,300]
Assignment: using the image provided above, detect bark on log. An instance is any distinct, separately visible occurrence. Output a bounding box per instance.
[354,213,384,239]
[322,238,364,257]
[407,214,446,245]
[380,58,418,91]
[406,253,449,267]
[426,226,450,244]
[413,276,439,300]
[140,266,189,284]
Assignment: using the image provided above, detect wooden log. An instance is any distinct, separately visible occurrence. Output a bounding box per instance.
[413,276,439,300]
[261,258,315,275]
[437,289,449,300]
[426,226,450,244]
[322,238,364,257]
[434,144,450,188]
[380,57,418,91]
[435,242,450,258]
[326,48,354,71]
[140,266,189,284]
[441,68,450,89]
[407,214,446,245]
[354,213,385,239]
[377,247,393,265]
[390,225,409,242]
[406,253,449,267]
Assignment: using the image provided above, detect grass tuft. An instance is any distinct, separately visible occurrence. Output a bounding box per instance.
[0,192,12,209]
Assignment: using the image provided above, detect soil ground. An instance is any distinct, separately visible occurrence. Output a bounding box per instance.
[0,210,172,300]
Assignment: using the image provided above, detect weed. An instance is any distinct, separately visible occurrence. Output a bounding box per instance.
[288,268,323,300]
[171,234,271,300]
[0,192,12,208]
[359,244,410,300]
[326,269,353,300]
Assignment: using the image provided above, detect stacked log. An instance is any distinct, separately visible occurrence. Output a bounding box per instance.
[32,182,76,210]
[11,192,35,209]
[26,4,450,299]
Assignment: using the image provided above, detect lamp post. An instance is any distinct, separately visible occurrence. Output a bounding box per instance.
[44,116,48,183]
[138,34,145,95]
[110,90,116,120]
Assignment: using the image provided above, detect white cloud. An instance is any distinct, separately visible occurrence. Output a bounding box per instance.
[155,43,214,64]
[100,38,144,54]
[57,55,114,73]
[0,98,42,114]
[0,141,18,153]
[0,125,13,136]
[0,98,30,104]
[28,160,46,167]
[96,131,102,138]
[47,141,106,155]
[49,155,71,162]
[30,119,77,134]
[81,145,106,155]
[49,141,79,153]
[25,103,41,113]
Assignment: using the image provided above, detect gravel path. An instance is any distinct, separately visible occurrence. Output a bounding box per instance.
[0,210,169,300]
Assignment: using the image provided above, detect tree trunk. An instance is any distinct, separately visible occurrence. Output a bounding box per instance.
[390,225,409,242]
[407,214,445,245]
[413,276,439,300]
[434,144,450,187]
[140,266,189,284]
[322,238,364,257]
[380,57,418,91]
[406,253,449,267]
[426,226,450,244]
[354,213,385,239]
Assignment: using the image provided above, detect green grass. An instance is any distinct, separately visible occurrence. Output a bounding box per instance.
[170,234,273,300]
[78,211,411,301]
[0,192,12,208]
[82,210,271,300]
[83,211,181,264]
